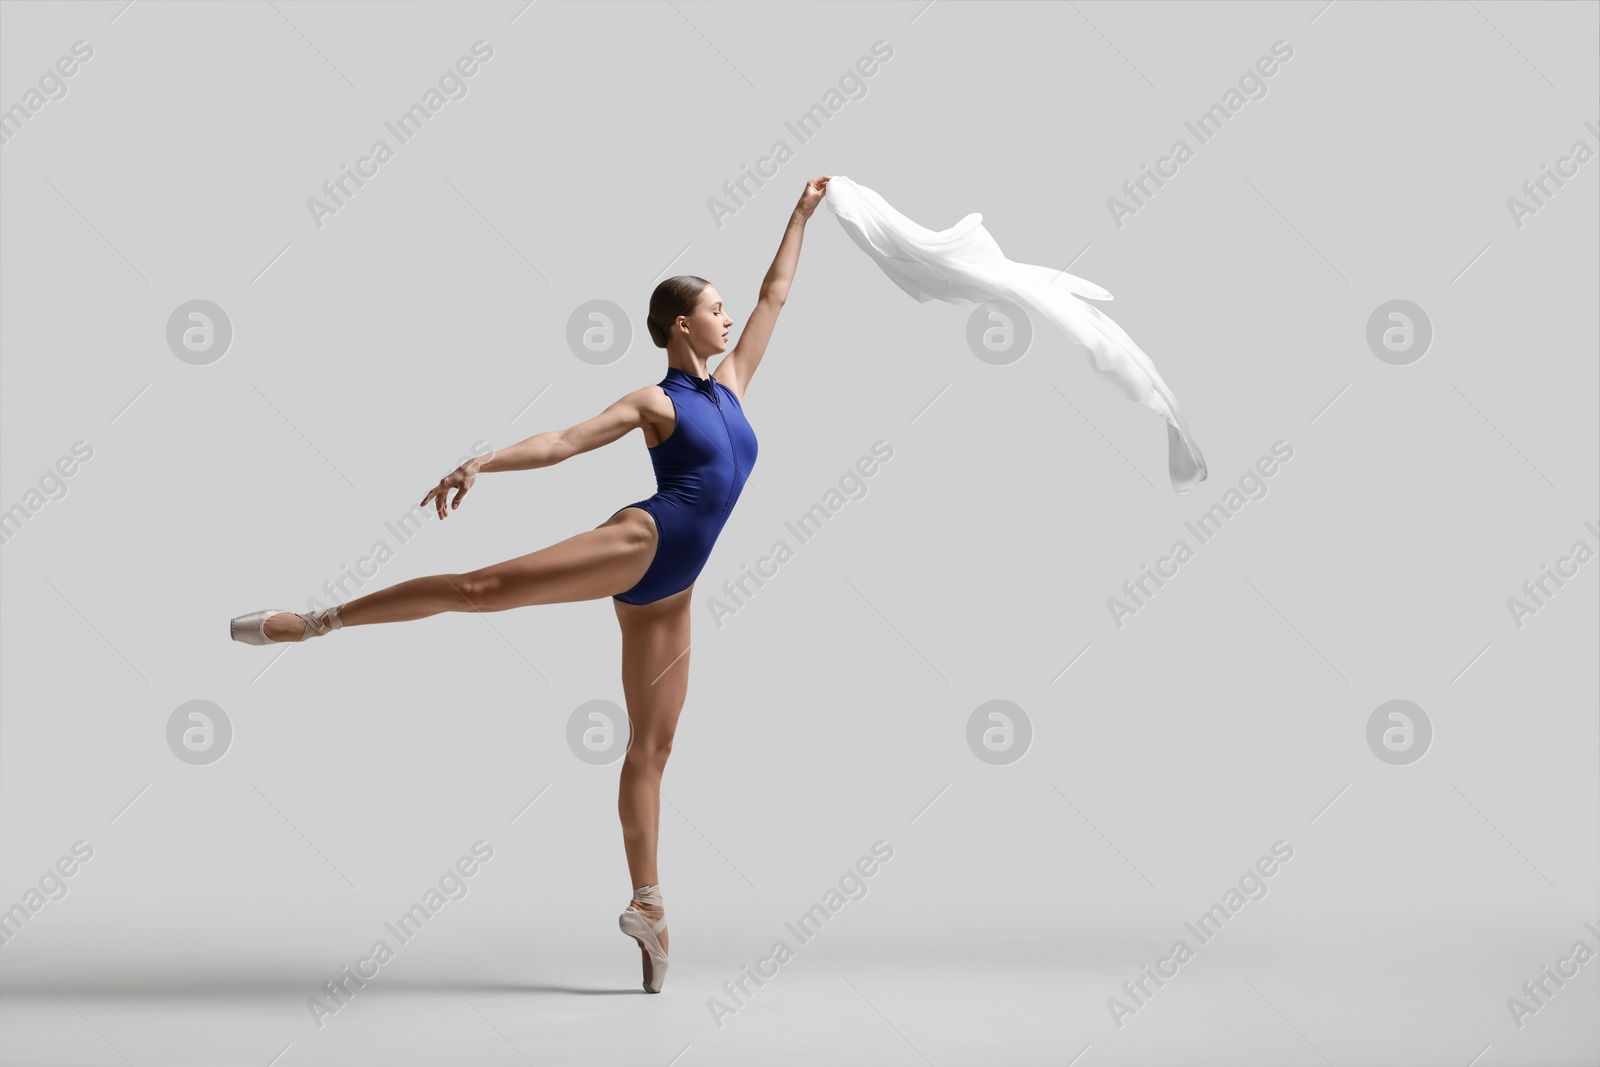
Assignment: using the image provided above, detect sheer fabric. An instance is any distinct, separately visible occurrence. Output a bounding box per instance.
[824,175,1206,494]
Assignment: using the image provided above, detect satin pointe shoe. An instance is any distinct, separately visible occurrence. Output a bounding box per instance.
[230,606,343,645]
[618,884,668,993]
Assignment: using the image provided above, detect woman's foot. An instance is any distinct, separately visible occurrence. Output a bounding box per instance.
[619,885,669,993]
[230,607,342,645]
[263,612,316,641]
[629,899,668,954]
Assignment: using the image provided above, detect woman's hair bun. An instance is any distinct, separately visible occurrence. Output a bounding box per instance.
[647,275,709,350]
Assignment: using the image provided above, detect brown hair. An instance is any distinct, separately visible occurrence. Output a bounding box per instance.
[647,275,710,349]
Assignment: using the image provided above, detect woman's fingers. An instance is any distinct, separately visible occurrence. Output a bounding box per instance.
[424,464,475,518]
[796,176,829,217]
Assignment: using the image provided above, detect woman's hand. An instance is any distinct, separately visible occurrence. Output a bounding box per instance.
[421,459,480,520]
[794,175,831,221]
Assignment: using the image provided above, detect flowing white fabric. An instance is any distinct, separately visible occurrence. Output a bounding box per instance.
[823,175,1206,494]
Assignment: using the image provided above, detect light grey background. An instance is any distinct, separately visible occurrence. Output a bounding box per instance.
[1,1,1596,1065]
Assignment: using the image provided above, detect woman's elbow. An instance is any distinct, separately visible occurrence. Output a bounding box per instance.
[545,430,580,465]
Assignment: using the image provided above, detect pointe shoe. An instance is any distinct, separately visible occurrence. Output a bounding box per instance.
[618,884,668,993]
[230,606,343,645]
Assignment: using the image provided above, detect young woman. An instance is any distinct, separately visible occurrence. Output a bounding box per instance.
[230,175,832,993]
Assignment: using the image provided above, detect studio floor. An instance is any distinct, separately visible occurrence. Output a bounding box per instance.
[2,889,1595,1066]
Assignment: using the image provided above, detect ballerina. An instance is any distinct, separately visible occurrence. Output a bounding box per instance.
[231,175,834,993]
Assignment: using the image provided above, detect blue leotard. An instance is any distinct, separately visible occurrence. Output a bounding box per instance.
[612,366,758,605]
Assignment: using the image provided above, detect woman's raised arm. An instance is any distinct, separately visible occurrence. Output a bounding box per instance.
[714,175,829,398]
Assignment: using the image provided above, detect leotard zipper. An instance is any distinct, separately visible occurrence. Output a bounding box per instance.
[706,379,741,518]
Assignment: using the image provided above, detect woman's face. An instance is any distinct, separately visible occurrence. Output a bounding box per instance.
[680,285,733,354]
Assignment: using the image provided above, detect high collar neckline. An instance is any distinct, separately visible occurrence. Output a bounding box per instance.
[666,366,715,389]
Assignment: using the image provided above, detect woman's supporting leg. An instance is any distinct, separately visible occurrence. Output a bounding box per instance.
[614,583,694,956]
[260,508,658,640]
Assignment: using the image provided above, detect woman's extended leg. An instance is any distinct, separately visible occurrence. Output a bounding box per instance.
[259,508,658,640]
[615,583,694,962]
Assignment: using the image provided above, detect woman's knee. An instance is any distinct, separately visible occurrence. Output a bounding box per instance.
[450,570,503,610]
[626,735,673,767]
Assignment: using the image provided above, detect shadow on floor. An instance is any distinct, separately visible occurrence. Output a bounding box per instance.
[0,974,642,998]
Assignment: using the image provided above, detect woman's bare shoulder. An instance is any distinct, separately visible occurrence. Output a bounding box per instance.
[621,382,676,445]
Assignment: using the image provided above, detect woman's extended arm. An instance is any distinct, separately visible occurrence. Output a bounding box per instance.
[420,387,659,519]
[714,175,829,399]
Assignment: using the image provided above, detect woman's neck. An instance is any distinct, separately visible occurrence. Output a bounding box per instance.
[667,347,711,379]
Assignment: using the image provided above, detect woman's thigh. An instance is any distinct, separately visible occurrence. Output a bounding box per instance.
[458,508,658,609]
[614,584,694,751]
